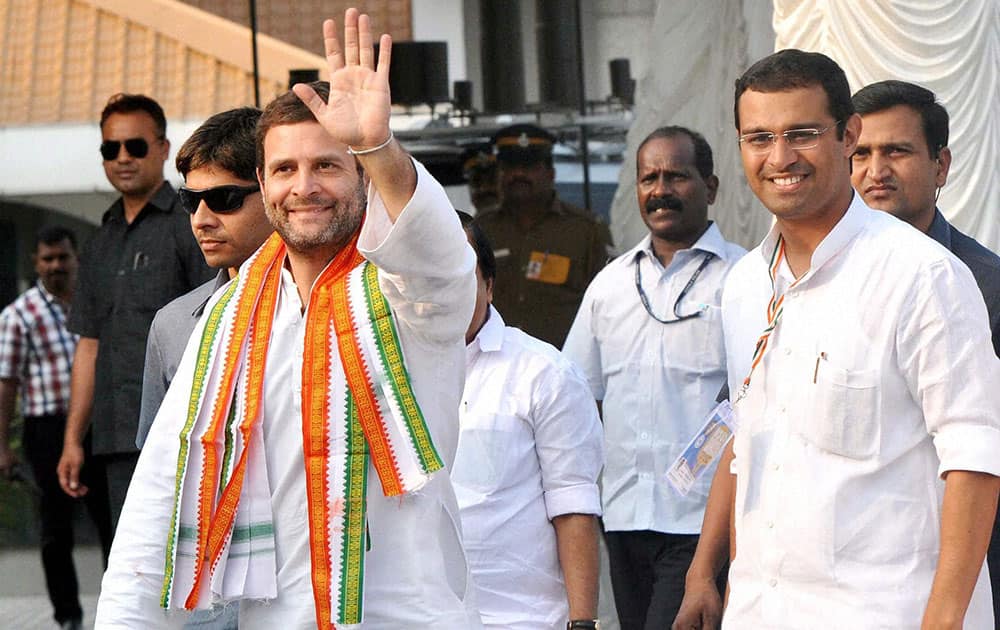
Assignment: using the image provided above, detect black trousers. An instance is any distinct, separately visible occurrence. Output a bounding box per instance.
[22,414,113,624]
[606,529,725,630]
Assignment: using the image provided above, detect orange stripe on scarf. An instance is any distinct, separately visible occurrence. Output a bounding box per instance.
[302,236,366,629]
[185,233,285,609]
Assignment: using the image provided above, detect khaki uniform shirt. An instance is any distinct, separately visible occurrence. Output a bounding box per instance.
[476,197,612,347]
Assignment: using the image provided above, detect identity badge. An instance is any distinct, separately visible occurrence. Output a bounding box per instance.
[666,400,735,497]
[525,251,570,284]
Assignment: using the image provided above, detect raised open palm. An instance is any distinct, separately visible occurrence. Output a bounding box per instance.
[293,8,393,150]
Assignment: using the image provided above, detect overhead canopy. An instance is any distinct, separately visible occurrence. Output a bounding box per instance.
[610,0,1000,254]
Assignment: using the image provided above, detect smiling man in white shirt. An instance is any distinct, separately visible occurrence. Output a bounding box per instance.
[676,49,1000,630]
[94,11,480,629]
[564,127,744,630]
[453,212,604,630]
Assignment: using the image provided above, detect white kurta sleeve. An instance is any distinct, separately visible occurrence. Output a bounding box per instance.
[530,357,605,519]
[562,283,606,400]
[897,256,1000,477]
[358,159,476,345]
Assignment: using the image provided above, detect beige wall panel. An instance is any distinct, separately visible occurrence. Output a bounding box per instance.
[2,0,326,124]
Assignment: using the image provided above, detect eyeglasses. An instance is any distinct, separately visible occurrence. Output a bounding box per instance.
[178,184,260,214]
[738,122,840,154]
[635,252,715,324]
[100,138,152,161]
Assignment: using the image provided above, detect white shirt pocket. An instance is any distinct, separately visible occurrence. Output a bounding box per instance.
[453,412,528,493]
[804,362,880,459]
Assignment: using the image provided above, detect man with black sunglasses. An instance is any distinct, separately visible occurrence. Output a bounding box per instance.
[136,106,272,453]
[57,93,213,535]
[564,126,744,630]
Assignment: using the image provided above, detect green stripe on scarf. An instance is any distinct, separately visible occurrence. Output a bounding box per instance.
[161,280,238,607]
[360,262,443,473]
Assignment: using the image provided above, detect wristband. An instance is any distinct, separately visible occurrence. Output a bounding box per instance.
[347,131,394,155]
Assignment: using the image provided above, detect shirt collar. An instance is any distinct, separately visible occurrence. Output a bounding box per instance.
[34,279,61,305]
[470,304,505,354]
[192,270,232,317]
[926,208,952,250]
[629,221,731,267]
[105,181,177,223]
[758,192,870,275]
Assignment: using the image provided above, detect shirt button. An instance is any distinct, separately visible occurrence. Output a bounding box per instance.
[783,348,792,355]
[780,406,787,413]
[767,521,774,529]
[640,432,649,440]
[772,463,780,471]
[769,578,777,587]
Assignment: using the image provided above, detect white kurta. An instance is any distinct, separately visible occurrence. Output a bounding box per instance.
[95,161,482,629]
[721,195,1000,629]
[453,306,604,629]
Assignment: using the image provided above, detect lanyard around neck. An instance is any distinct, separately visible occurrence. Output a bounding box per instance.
[733,235,801,404]
[635,251,715,324]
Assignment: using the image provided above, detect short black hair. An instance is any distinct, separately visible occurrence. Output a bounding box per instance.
[852,80,949,158]
[100,93,167,138]
[636,126,714,179]
[34,225,77,253]
[458,211,496,283]
[176,107,262,181]
[734,49,853,139]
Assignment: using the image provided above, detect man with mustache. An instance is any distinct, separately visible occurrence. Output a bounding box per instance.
[475,124,612,348]
[95,10,481,628]
[850,79,1000,627]
[57,93,213,533]
[563,126,744,630]
[0,226,113,630]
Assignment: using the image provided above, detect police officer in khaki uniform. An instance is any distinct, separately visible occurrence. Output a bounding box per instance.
[461,143,500,215]
[475,124,613,348]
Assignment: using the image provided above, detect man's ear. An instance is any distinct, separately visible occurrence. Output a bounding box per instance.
[705,174,720,205]
[842,114,862,156]
[485,276,495,303]
[935,146,952,188]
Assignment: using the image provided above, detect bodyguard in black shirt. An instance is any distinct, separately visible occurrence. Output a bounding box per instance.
[57,93,213,532]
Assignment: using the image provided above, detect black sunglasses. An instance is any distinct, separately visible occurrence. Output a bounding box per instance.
[178,184,260,214]
[100,137,151,161]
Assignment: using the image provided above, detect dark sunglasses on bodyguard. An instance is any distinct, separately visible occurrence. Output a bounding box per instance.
[178,184,260,214]
[100,137,151,161]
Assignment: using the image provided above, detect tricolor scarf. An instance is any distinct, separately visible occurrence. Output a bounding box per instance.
[160,231,444,628]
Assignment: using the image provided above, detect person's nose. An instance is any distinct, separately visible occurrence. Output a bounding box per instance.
[868,152,892,182]
[191,201,221,230]
[766,135,799,172]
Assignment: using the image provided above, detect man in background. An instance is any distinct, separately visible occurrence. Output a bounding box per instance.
[455,212,604,629]
[461,143,500,214]
[850,79,1000,627]
[136,106,272,450]
[564,126,743,630]
[475,124,612,347]
[0,226,113,630]
[57,93,213,531]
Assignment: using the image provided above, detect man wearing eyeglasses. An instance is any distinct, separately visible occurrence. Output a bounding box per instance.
[563,126,744,630]
[674,50,1000,630]
[57,93,213,534]
[135,107,273,457]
